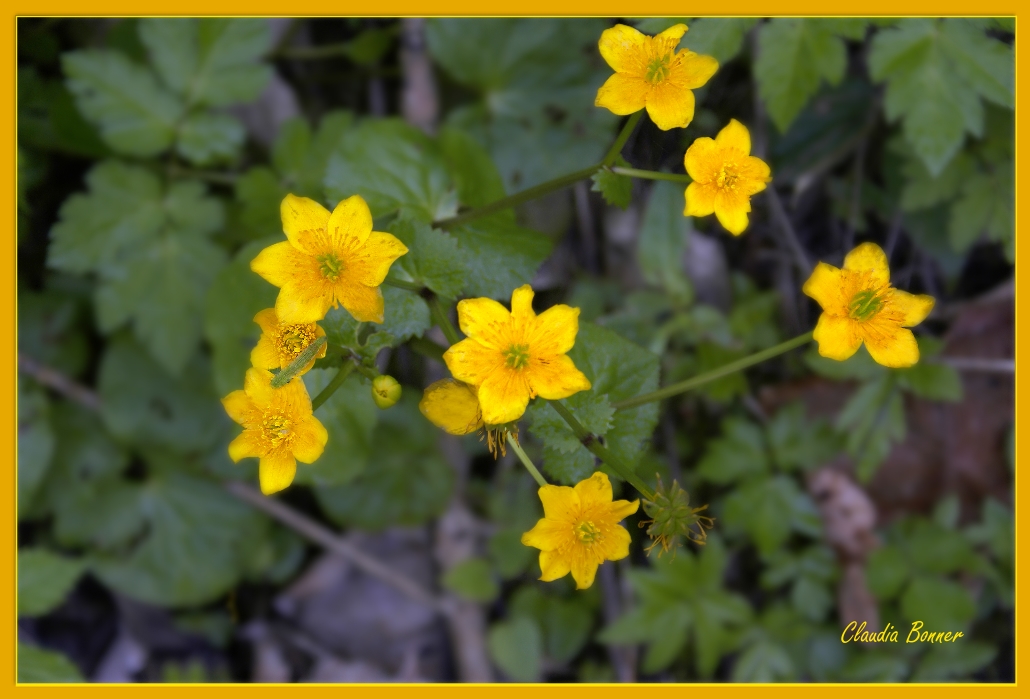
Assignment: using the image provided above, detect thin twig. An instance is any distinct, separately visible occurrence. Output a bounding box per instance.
[766,187,813,276]
[939,358,1015,374]
[225,481,446,613]
[18,353,100,411]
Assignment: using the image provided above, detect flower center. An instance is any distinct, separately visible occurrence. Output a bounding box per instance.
[277,324,317,360]
[716,164,739,190]
[261,411,294,448]
[504,344,531,370]
[317,253,344,281]
[848,288,886,321]
[645,55,671,84]
[577,520,602,545]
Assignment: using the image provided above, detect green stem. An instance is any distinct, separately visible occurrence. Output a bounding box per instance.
[611,167,691,184]
[549,401,655,501]
[311,362,356,411]
[429,296,462,345]
[383,276,424,293]
[435,165,600,230]
[507,433,547,488]
[270,337,328,389]
[602,111,643,166]
[408,336,447,364]
[613,331,814,411]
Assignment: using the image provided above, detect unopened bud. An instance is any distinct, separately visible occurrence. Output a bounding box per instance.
[371,375,402,408]
[640,475,715,557]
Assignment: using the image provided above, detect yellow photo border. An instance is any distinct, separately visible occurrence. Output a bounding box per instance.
[7,3,1024,695]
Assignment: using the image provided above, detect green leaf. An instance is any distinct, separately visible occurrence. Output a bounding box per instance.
[637,181,692,303]
[138,18,273,107]
[905,518,978,575]
[388,217,464,299]
[527,393,614,456]
[62,50,183,156]
[949,164,1014,259]
[912,641,997,681]
[531,323,659,484]
[204,238,280,396]
[324,118,457,222]
[17,382,54,520]
[803,344,884,382]
[965,499,1014,569]
[896,360,963,402]
[450,215,553,300]
[17,286,89,378]
[429,18,617,190]
[900,575,976,632]
[49,162,227,374]
[18,549,84,616]
[766,402,843,472]
[870,19,1010,175]
[487,617,543,682]
[17,643,84,683]
[488,527,536,579]
[39,403,140,550]
[696,416,768,485]
[835,374,905,482]
[438,126,508,209]
[98,334,225,453]
[899,148,975,212]
[591,157,632,209]
[840,652,909,682]
[441,558,500,603]
[93,465,270,607]
[315,393,454,530]
[755,19,866,132]
[732,640,795,682]
[723,475,814,554]
[273,111,354,198]
[680,17,758,64]
[176,112,245,165]
[693,342,749,401]
[866,544,911,599]
[18,66,110,158]
[299,369,377,487]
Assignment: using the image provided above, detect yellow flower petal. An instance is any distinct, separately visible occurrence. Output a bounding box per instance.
[280,194,331,254]
[802,262,847,316]
[250,335,282,371]
[715,118,751,154]
[253,308,279,335]
[685,181,716,217]
[597,23,650,73]
[645,80,696,130]
[521,517,571,552]
[684,136,718,182]
[594,72,649,116]
[251,241,309,289]
[529,304,580,356]
[573,471,613,510]
[655,23,688,44]
[419,379,484,435]
[444,338,505,387]
[538,549,573,582]
[222,389,255,425]
[890,289,935,327]
[477,369,532,424]
[259,451,297,495]
[714,189,750,236]
[813,314,863,362]
[276,281,333,325]
[345,231,409,287]
[537,483,580,521]
[243,367,276,406]
[325,194,373,249]
[864,326,920,368]
[740,155,772,189]
[597,524,633,562]
[510,284,536,324]
[228,430,263,462]
[528,354,592,401]
[336,282,385,324]
[292,415,328,463]
[608,498,641,523]
[674,50,719,90]
[843,242,890,287]
[570,557,600,590]
[455,297,510,349]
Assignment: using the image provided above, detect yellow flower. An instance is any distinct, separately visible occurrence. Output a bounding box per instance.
[222,367,328,495]
[251,194,408,325]
[594,23,719,131]
[419,378,484,435]
[684,119,771,235]
[443,284,591,425]
[803,242,935,368]
[250,308,327,376]
[521,472,639,590]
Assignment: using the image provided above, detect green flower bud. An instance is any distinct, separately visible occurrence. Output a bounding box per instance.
[371,375,402,409]
[640,475,714,557]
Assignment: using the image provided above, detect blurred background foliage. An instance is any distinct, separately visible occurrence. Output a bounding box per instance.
[17,16,1013,683]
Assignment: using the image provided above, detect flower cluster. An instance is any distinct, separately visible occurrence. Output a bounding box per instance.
[222,194,408,495]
